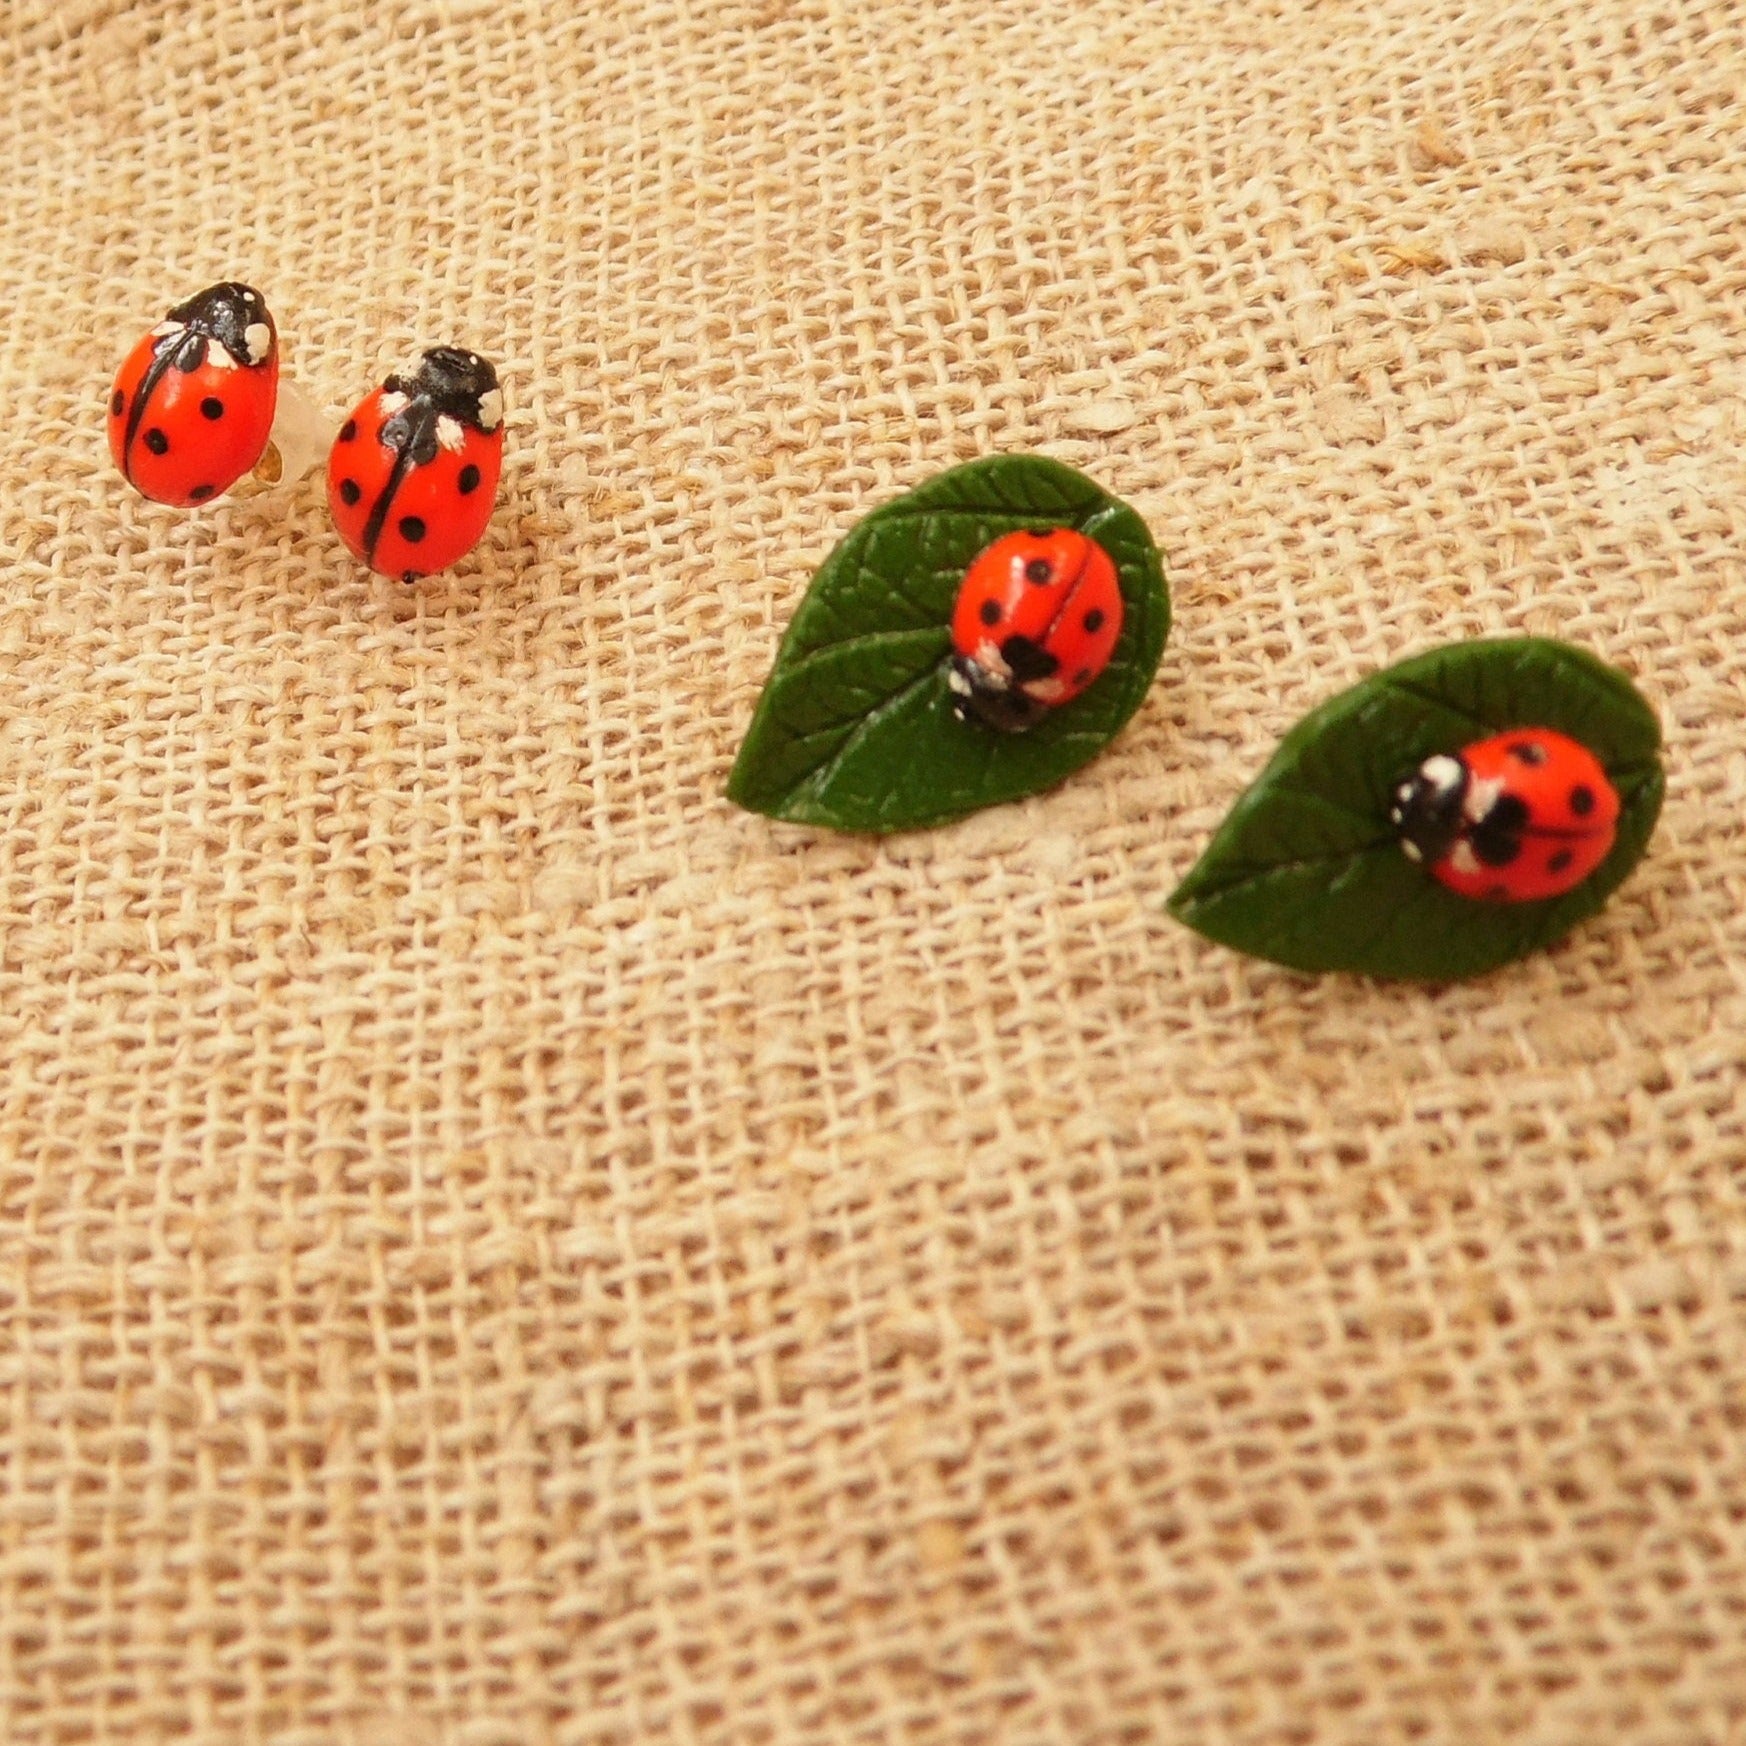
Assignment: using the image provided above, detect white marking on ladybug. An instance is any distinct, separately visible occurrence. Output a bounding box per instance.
[379,391,410,416]
[973,639,1011,687]
[947,668,972,697]
[476,388,503,432]
[1450,841,1481,875]
[152,320,185,339]
[243,322,272,364]
[1421,755,1463,795]
[203,342,237,371]
[436,415,465,453]
[1024,677,1067,703]
[1401,840,1423,863]
[1464,776,1502,822]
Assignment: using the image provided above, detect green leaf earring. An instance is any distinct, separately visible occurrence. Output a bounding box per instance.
[727,455,1170,834]
[1168,638,1664,981]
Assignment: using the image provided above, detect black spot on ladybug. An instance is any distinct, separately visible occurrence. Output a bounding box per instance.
[1025,558,1053,584]
[1074,668,1091,685]
[200,397,224,420]
[399,515,426,543]
[1471,793,1530,867]
[110,390,125,418]
[457,464,481,495]
[402,571,422,584]
[339,478,362,506]
[144,428,169,456]
[339,419,357,442]
[1026,527,1053,539]
[1083,608,1106,634]
[1569,784,1596,816]
[188,484,215,503]
[1547,849,1575,874]
[1509,739,1547,766]
[1489,793,1530,831]
[979,599,1001,626]
[1000,635,1061,684]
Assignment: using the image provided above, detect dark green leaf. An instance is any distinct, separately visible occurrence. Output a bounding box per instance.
[1168,639,1663,981]
[727,455,1169,833]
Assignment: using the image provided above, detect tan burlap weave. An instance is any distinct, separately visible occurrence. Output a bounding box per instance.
[4,0,1746,1741]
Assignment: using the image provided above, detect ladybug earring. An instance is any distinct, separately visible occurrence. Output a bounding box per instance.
[108,281,333,507]
[1391,729,1621,902]
[327,347,503,581]
[109,282,280,505]
[948,528,1123,731]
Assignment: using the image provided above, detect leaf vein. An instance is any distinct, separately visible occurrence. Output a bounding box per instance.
[784,663,944,812]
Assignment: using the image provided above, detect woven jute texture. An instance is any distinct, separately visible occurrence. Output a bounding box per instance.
[5,0,1746,1741]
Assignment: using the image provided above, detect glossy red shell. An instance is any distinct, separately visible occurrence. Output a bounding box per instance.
[1431,729,1620,902]
[108,329,278,508]
[327,386,503,580]
[949,529,1122,709]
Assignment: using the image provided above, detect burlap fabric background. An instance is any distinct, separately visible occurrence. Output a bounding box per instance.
[4,0,1745,1741]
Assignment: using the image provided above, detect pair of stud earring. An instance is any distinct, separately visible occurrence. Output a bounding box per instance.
[107,282,505,582]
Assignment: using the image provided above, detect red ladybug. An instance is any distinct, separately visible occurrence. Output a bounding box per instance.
[947,528,1123,731]
[1391,728,1620,902]
[327,348,503,581]
[108,283,278,507]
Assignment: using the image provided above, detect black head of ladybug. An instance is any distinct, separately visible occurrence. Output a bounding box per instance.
[388,347,503,435]
[947,656,1047,732]
[162,282,275,369]
[946,635,1060,734]
[1391,752,1470,866]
